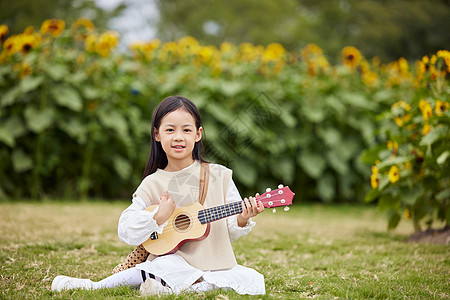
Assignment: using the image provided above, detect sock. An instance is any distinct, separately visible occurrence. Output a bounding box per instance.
[92,267,168,289]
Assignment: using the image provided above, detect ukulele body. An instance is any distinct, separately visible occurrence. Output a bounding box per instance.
[142,202,210,256]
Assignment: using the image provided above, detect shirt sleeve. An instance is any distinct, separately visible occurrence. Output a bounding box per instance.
[226,179,255,242]
[118,195,168,246]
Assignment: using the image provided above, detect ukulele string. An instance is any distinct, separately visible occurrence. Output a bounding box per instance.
[151,200,279,235]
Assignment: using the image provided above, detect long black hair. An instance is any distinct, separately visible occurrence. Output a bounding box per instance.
[142,96,207,178]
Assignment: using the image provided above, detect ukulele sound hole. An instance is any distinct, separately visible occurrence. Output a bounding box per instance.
[174,213,191,232]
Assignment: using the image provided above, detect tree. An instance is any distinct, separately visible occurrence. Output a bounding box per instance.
[155,0,450,61]
[0,0,125,35]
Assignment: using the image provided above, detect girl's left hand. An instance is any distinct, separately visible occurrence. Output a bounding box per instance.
[237,193,264,227]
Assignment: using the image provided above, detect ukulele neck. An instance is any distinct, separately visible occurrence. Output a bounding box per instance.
[198,201,246,224]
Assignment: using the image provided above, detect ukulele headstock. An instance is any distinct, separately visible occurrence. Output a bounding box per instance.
[256,185,295,212]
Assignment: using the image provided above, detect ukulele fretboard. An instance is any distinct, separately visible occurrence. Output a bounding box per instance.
[198,201,246,224]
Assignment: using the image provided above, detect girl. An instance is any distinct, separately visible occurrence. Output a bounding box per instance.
[51,96,266,295]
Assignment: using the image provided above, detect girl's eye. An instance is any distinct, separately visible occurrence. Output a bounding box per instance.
[184,129,192,133]
[166,129,174,132]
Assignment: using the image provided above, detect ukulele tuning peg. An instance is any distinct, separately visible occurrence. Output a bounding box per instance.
[272,208,277,214]
[284,206,290,212]
[266,188,272,192]
[278,184,284,189]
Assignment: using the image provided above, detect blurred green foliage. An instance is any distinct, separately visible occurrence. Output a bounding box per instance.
[0,19,449,234]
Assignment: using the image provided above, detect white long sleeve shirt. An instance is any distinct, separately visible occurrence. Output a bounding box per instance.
[118,179,255,246]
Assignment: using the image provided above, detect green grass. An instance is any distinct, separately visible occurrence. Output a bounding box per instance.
[0,201,448,299]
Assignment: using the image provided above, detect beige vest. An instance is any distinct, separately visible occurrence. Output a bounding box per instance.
[135,161,238,271]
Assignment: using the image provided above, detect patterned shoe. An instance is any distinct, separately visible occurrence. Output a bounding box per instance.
[51,275,94,291]
[140,278,172,296]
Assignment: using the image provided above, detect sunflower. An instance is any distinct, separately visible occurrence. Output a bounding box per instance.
[388,165,400,183]
[422,122,431,135]
[40,19,65,37]
[370,174,379,189]
[262,43,286,62]
[370,166,379,189]
[197,46,217,64]
[95,31,119,57]
[0,24,8,44]
[72,17,95,41]
[178,36,199,55]
[435,100,449,116]
[392,101,411,127]
[437,50,450,72]
[84,34,97,53]
[419,99,432,121]
[3,36,16,52]
[18,33,41,54]
[300,43,323,61]
[220,42,235,53]
[341,46,362,69]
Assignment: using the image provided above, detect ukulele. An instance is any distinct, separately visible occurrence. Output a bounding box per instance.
[142,185,295,256]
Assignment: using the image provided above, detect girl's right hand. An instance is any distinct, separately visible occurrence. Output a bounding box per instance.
[153,191,176,225]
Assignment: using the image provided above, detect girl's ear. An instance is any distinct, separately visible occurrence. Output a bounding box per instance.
[195,127,203,142]
[154,128,161,142]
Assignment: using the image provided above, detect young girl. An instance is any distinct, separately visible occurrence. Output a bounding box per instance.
[51,96,266,295]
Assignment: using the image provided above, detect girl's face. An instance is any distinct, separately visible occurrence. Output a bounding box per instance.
[155,108,202,170]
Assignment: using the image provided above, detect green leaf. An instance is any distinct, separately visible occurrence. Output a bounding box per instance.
[317,173,335,202]
[358,144,384,165]
[343,93,377,110]
[378,192,400,210]
[12,149,33,172]
[58,118,87,144]
[302,105,325,123]
[317,127,341,147]
[273,157,295,184]
[24,106,55,133]
[422,175,438,190]
[336,138,360,161]
[82,86,102,99]
[401,184,424,206]
[43,63,68,81]
[0,127,14,147]
[0,116,27,146]
[387,210,401,230]
[19,76,44,94]
[113,155,132,179]
[436,188,450,201]
[419,127,445,146]
[1,87,21,107]
[97,109,128,137]
[231,159,257,187]
[50,85,83,112]
[6,116,27,138]
[220,81,244,97]
[437,150,450,165]
[298,151,326,179]
[326,150,349,175]
[365,188,380,203]
[376,156,410,170]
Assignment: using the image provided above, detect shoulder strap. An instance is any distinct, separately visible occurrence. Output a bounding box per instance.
[199,163,210,205]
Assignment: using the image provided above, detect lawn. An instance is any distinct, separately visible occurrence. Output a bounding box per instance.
[0,201,448,299]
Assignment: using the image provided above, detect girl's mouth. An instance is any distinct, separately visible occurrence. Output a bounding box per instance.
[172,145,185,152]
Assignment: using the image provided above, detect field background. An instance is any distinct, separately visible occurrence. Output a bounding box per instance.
[1,201,448,299]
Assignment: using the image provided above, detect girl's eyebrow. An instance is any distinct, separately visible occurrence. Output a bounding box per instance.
[161,123,195,128]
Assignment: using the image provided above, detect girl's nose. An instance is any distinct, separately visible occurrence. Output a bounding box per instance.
[173,130,184,140]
